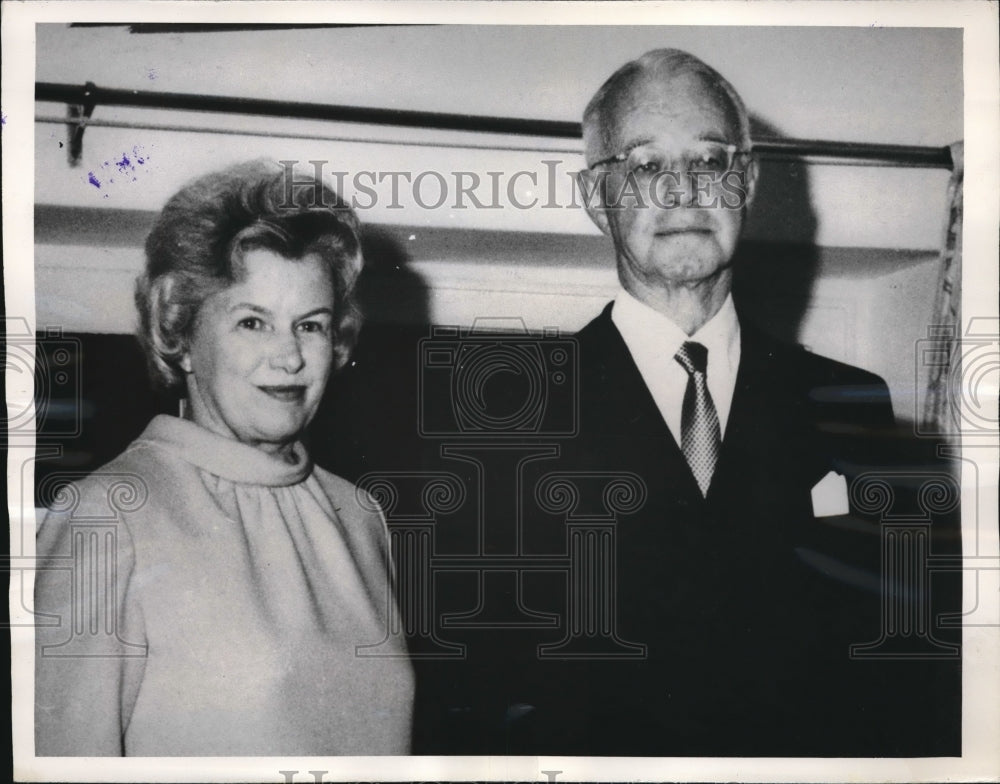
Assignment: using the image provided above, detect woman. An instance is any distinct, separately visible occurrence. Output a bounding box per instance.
[34,160,413,756]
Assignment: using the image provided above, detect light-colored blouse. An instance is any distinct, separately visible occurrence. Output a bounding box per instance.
[35,415,413,756]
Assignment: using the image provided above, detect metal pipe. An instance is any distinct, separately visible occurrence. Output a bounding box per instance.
[37,81,954,169]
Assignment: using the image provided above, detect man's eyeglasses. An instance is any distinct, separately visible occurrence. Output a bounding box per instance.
[588,141,752,177]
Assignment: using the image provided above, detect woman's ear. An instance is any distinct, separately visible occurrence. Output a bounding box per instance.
[576,169,612,236]
[149,274,193,373]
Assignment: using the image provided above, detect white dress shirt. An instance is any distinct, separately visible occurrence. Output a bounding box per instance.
[611,288,741,443]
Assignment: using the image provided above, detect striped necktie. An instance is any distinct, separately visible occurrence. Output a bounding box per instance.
[674,341,722,497]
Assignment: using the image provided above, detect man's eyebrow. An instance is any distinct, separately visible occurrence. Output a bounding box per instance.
[615,133,734,153]
[616,136,655,154]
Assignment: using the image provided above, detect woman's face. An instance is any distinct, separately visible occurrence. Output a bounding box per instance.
[181,248,336,458]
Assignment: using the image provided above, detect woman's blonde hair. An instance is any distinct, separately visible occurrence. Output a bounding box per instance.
[135,159,364,390]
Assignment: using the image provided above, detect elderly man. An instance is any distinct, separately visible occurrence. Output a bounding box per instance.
[484,48,959,757]
[574,48,893,493]
[317,48,960,757]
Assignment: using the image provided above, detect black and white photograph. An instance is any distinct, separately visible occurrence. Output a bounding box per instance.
[5,2,999,782]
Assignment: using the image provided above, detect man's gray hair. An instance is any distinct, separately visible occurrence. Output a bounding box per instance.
[582,48,752,165]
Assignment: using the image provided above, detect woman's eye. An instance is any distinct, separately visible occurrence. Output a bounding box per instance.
[296,320,329,335]
[237,317,265,331]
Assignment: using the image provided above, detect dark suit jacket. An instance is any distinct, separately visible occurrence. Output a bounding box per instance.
[573,301,895,509]
[312,308,961,757]
[482,303,960,756]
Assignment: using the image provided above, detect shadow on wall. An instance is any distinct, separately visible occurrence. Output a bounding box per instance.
[309,225,431,476]
[313,119,829,478]
[358,225,432,327]
[351,115,826,347]
[733,115,820,345]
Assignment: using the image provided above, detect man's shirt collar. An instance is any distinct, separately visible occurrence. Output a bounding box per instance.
[611,287,741,439]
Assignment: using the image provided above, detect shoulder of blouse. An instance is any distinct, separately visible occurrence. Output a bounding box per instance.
[309,464,384,521]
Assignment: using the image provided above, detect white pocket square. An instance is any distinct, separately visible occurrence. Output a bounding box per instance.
[811,471,849,517]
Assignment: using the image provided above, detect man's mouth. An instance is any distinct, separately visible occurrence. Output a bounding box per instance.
[258,385,307,403]
[656,226,712,236]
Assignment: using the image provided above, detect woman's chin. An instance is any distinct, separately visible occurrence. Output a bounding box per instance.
[245,398,317,441]
[236,420,309,453]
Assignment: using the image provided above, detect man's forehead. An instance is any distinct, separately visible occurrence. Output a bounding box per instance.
[607,70,738,145]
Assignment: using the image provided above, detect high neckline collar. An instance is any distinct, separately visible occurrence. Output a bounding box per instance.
[612,287,740,364]
[138,415,313,487]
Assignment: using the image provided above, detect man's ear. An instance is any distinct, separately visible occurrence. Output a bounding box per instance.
[576,168,612,236]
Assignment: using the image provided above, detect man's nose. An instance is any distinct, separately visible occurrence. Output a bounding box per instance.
[269,331,305,373]
[655,170,698,208]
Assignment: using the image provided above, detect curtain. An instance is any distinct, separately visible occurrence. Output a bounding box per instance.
[921,141,964,436]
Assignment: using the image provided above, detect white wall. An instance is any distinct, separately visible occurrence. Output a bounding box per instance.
[35,25,962,145]
[34,24,960,247]
[32,25,963,421]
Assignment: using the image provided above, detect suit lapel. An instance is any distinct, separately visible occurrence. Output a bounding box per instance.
[576,304,704,504]
[707,325,822,512]
[710,326,774,499]
[577,306,827,511]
